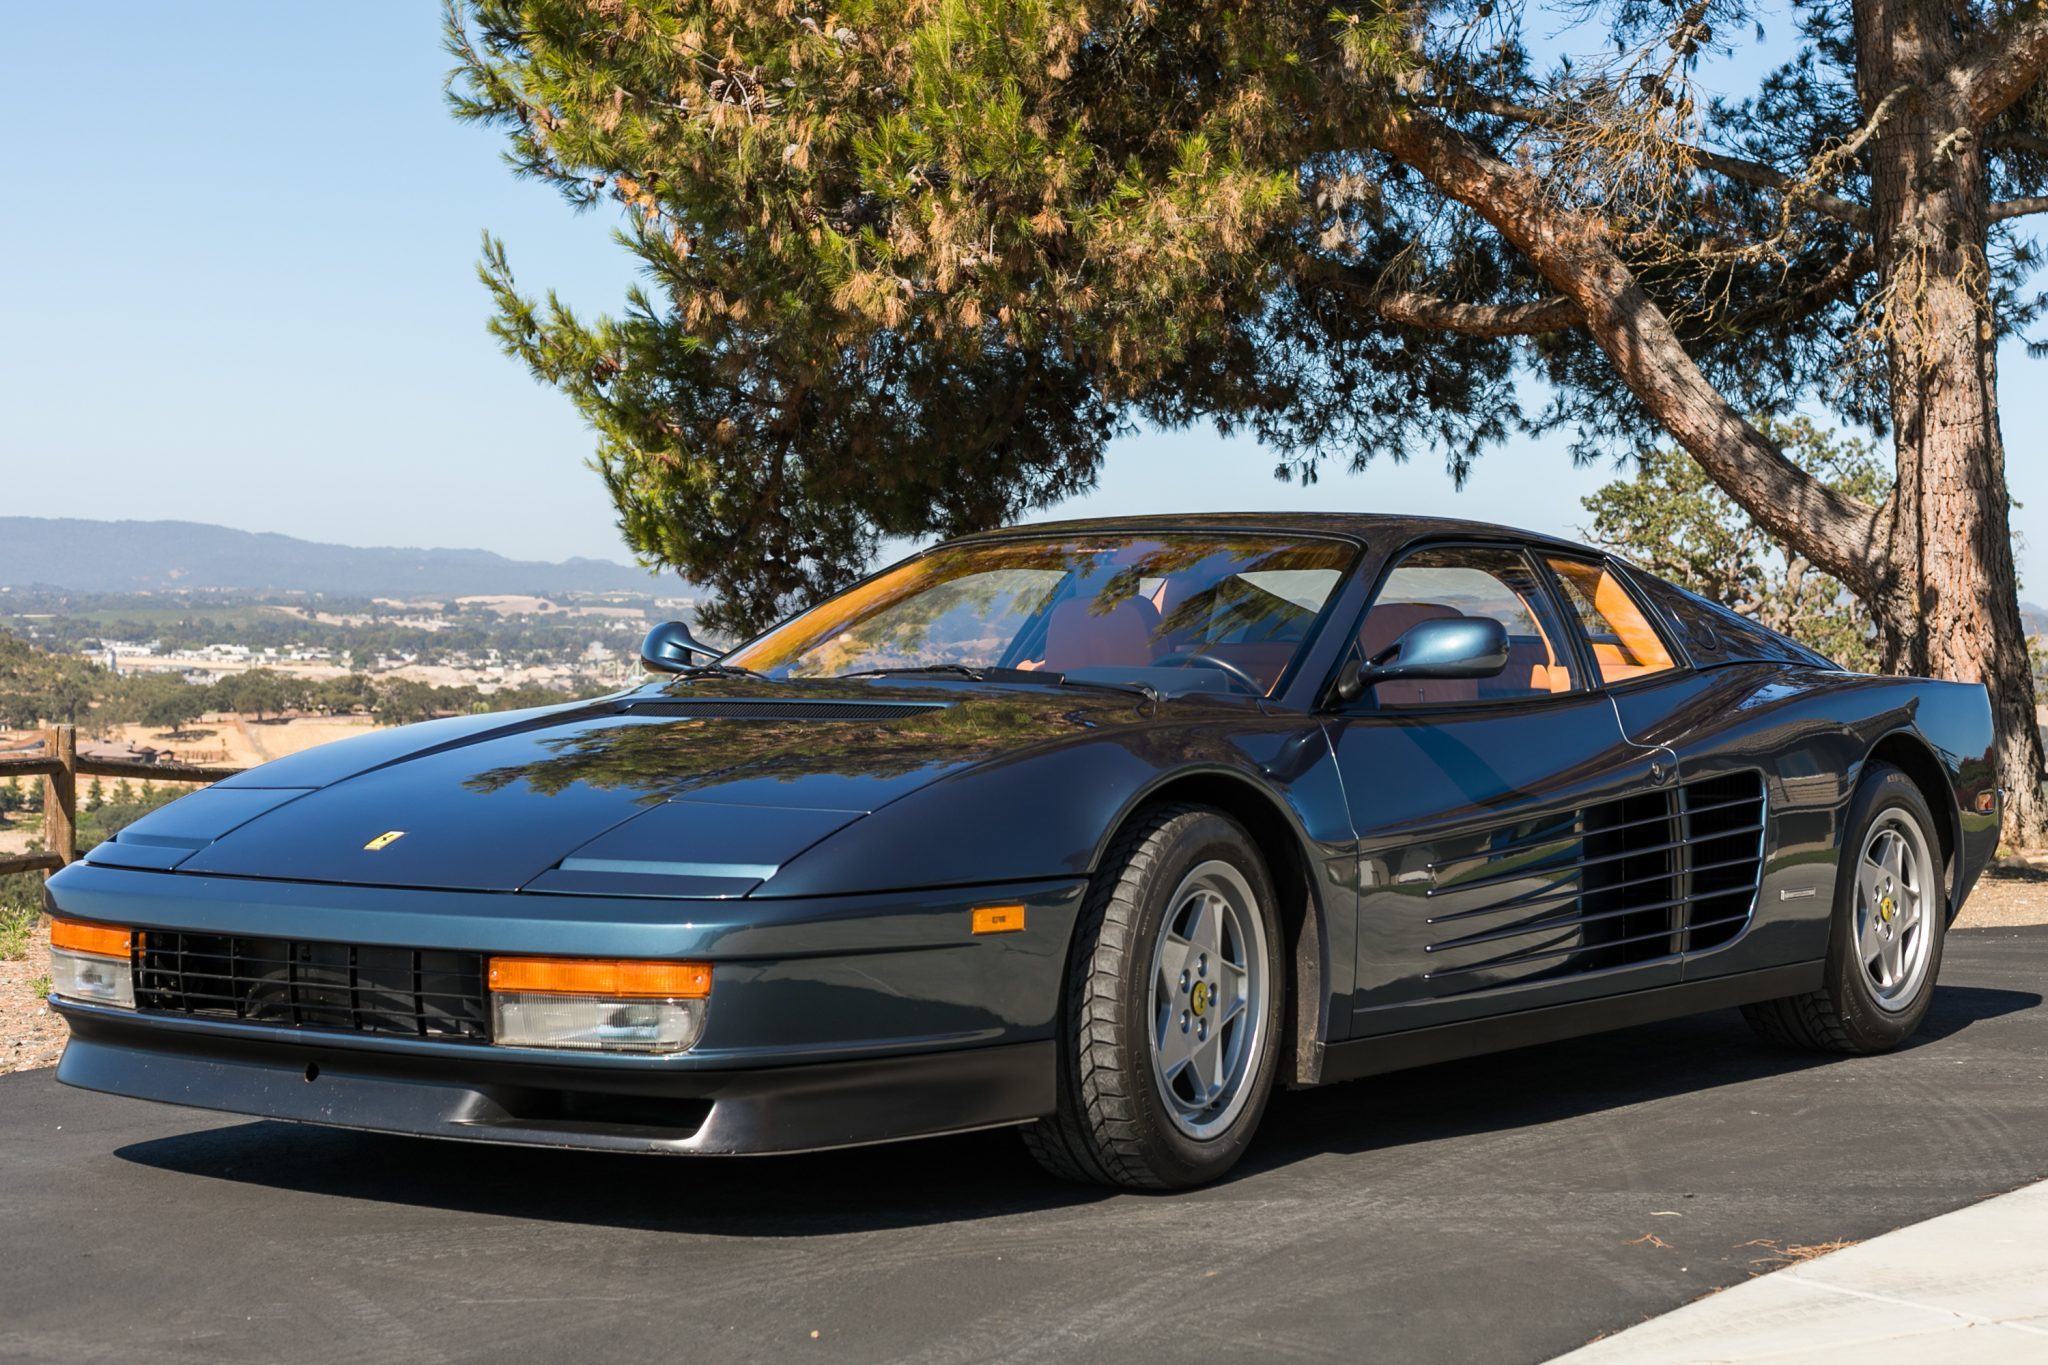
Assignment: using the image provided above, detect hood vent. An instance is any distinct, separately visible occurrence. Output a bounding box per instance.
[623,699,947,721]
[1418,770,1766,985]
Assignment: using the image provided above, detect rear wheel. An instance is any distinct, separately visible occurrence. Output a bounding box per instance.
[1022,805,1284,1189]
[1742,762,1947,1053]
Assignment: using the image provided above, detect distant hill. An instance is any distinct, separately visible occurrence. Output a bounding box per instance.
[0,517,666,598]
[2024,602,2048,639]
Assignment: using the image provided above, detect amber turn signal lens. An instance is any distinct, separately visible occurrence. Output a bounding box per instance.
[971,903,1026,935]
[49,919,132,959]
[487,956,712,998]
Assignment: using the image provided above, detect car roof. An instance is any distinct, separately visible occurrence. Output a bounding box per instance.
[938,511,1599,556]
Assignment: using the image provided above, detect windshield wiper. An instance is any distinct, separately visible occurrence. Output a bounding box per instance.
[841,663,1160,704]
[1055,675,1163,704]
[674,662,772,681]
[839,664,996,681]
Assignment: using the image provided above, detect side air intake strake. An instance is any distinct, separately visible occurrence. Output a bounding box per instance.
[622,700,947,721]
[1416,770,1767,984]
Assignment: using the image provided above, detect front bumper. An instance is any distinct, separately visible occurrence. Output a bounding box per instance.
[44,864,1085,1153]
[56,1001,1053,1154]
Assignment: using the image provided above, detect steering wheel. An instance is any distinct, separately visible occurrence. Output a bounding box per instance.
[1148,651,1263,694]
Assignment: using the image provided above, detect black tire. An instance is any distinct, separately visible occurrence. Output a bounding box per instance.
[1742,762,1948,1053]
[1021,804,1286,1189]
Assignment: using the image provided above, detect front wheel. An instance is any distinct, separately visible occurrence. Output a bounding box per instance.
[1022,805,1284,1189]
[1742,761,1947,1053]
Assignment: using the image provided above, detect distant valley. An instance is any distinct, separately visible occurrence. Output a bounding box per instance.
[0,517,666,597]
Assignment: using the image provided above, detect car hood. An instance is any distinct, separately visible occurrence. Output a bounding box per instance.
[92,680,1153,897]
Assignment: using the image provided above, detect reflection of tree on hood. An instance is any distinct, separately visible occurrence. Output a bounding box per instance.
[461,690,1120,802]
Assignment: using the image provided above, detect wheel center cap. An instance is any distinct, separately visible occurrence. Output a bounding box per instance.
[1879,895,1896,923]
[1190,980,1210,1017]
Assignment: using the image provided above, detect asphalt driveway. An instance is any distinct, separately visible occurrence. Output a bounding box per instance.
[4,927,2045,1365]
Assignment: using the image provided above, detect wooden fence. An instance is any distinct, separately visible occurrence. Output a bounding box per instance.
[0,725,244,878]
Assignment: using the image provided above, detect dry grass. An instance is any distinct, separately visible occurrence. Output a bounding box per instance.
[1738,1237,1860,1270]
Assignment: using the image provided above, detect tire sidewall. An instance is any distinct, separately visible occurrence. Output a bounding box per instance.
[1827,764,1948,1048]
[1113,810,1285,1186]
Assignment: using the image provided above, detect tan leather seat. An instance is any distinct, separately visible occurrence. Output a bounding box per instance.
[1486,639,1551,698]
[1039,595,1161,672]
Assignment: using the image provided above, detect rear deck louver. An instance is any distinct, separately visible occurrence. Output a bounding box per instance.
[1419,770,1766,985]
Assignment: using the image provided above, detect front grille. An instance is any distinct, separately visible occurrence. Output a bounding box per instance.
[135,933,489,1042]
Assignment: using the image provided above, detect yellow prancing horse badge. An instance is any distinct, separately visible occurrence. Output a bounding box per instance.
[363,830,407,851]
[1191,980,1210,1017]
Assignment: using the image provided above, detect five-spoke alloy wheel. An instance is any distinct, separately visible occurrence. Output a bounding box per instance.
[1853,810,1936,1012]
[1024,805,1285,1188]
[1147,861,1268,1139]
[1743,761,1948,1052]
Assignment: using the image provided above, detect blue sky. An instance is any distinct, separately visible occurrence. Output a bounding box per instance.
[4,2,2044,587]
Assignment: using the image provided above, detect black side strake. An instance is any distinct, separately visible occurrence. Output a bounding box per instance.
[1418,770,1768,984]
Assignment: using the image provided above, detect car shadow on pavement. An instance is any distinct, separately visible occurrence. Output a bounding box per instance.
[1237,983,2038,1176]
[111,985,2038,1234]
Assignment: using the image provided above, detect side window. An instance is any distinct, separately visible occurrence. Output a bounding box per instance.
[1354,546,1579,707]
[1545,557,1679,685]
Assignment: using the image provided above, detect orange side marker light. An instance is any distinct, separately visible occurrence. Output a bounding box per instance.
[972,903,1027,935]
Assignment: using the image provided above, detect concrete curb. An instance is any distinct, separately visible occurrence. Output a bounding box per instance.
[1552,1178,2048,1362]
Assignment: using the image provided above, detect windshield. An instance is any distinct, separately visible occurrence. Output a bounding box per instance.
[725,535,1358,695]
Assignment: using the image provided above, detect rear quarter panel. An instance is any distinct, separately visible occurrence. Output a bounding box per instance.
[1609,664,1997,979]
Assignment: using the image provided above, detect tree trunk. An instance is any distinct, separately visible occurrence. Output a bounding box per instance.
[1858,0,2048,846]
[1369,81,2045,843]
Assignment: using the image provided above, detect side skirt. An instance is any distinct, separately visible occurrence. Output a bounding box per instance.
[1313,961,1823,1086]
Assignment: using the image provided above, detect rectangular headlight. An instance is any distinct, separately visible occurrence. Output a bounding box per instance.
[486,956,711,1054]
[48,919,135,1009]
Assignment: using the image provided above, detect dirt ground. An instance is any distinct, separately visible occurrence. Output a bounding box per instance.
[1,866,2041,1077]
[1955,859,2048,927]
[1,920,59,1074]
[103,713,379,769]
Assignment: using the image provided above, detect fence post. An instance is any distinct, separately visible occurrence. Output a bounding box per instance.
[43,724,77,872]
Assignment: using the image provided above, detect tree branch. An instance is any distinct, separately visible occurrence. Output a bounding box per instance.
[1689,151,1872,230]
[1415,91,1872,229]
[1720,244,1877,331]
[1991,195,2048,221]
[1368,291,1582,335]
[1988,129,2048,156]
[1953,3,2048,126]
[1365,105,1885,590]
[1320,273,1581,335]
[1296,248,1583,334]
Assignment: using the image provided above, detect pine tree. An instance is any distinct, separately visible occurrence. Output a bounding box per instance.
[450,0,2048,841]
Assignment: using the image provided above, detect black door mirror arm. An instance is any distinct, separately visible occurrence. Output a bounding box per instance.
[1330,617,1512,705]
[640,620,722,674]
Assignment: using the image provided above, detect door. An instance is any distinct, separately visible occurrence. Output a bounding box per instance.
[1327,544,1680,1035]
[1543,555,1777,975]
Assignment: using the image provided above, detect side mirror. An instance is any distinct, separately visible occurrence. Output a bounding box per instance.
[1334,617,1510,702]
[640,620,720,674]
